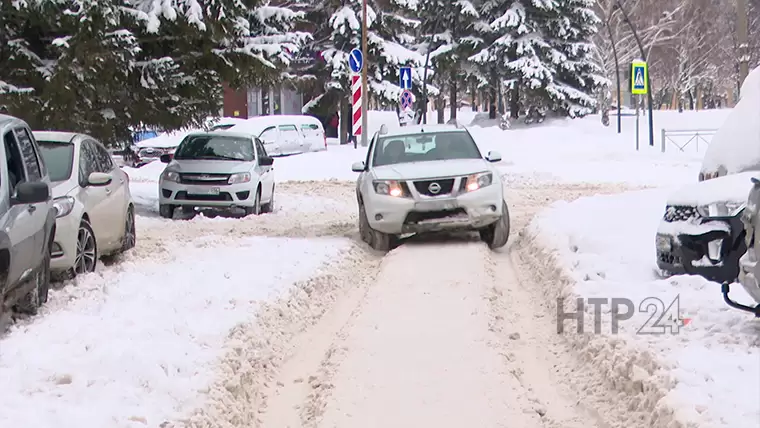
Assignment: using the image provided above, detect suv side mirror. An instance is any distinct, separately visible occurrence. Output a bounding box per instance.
[351,161,365,172]
[485,151,502,163]
[13,181,50,205]
[160,154,172,163]
[259,156,274,166]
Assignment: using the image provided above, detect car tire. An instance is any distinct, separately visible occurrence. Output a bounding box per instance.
[120,205,136,252]
[245,189,262,216]
[479,201,510,249]
[358,201,372,244]
[360,202,396,251]
[15,237,52,315]
[159,204,175,219]
[73,219,98,276]
[261,185,275,213]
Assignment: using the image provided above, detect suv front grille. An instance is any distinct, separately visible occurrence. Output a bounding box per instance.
[413,178,455,196]
[179,173,231,185]
[663,205,700,222]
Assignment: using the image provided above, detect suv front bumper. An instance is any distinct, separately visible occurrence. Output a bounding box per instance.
[365,183,503,235]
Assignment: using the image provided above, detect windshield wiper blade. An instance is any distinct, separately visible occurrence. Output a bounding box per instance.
[195,155,244,161]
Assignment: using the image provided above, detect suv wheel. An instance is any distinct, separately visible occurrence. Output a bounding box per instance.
[159,204,175,219]
[479,201,510,249]
[15,237,51,315]
[360,202,396,251]
[358,201,372,244]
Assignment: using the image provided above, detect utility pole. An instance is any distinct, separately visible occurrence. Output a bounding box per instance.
[360,0,369,147]
[737,0,750,93]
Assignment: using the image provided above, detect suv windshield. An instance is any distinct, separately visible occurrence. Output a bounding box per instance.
[173,135,254,161]
[38,141,74,182]
[372,131,482,167]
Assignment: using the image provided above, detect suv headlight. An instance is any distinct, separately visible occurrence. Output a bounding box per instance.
[463,172,493,192]
[696,201,746,218]
[228,172,251,184]
[161,170,179,182]
[53,196,75,218]
[373,180,407,197]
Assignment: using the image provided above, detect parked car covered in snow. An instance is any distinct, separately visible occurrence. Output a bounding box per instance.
[655,65,760,283]
[221,115,313,156]
[723,176,760,316]
[34,131,136,278]
[158,131,275,218]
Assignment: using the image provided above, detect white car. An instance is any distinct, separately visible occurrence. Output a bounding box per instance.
[222,115,314,156]
[352,123,509,251]
[34,131,136,278]
[158,131,275,218]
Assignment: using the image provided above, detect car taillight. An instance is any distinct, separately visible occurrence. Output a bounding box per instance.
[324,132,327,148]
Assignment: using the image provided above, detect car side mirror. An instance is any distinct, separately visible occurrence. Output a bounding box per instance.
[486,151,502,163]
[351,161,365,172]
[13,181,50,205]
[259,156,274,166]
[87,172,112,186]
[160,154,172,163]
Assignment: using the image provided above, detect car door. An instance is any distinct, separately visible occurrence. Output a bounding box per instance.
[90,139,127,250]
[254,138,274,201]
[300,123,320,151]
[1,129,35,290]
[258,126,280,155]
[12,126,49,269]
[277,124,300,154]
[77,140,112,251]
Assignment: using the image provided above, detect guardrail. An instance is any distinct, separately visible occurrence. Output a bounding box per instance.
[660,128,718,153]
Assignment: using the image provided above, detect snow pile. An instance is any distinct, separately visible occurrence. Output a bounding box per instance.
[0,236,351,427]
[517,188,760,428]
[700,65,760,176]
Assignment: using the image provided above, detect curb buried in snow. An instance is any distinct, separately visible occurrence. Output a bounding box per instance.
[513,229,686,428]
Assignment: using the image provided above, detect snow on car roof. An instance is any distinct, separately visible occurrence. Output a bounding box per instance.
[700,65,760,176]
[379,124,468,138]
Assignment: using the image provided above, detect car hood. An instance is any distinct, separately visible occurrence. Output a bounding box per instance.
[167,160,253,174]
[372,159,492,180]
[52,181,78,199]
[666,171,760,206]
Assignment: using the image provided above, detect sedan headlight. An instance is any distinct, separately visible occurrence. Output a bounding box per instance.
[373,180,407,197]
[696,201,746,218]
[53,196,75,218]
[228,172,251,184]
[161,170,179,182]
[463,172,493,192]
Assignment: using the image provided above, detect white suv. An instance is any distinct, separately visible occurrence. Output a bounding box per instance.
[158,132,275,218]
[352,123,509,251]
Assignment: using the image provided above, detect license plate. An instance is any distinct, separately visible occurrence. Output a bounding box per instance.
[415,199,457,211]
[656,235,671,251]
[188,186,220,195]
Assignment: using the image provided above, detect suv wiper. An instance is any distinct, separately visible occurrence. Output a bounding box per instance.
[194,155,245,161]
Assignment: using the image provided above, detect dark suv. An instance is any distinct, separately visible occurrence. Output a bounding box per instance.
[0,114,56,319]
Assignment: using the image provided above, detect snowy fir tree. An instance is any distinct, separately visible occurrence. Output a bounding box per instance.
[298,0,428,117]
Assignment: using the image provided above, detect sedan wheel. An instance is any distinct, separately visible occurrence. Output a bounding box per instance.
[74,220,98,275]
[122,207,136,251]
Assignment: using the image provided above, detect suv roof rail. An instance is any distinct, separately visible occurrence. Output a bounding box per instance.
[379,124,389,134]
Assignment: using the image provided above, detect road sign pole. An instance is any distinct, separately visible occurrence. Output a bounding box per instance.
[360,0,368,147]
[635,96,640,151]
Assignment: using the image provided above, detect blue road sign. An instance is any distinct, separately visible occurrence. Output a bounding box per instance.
[400,90,413,110]
[399,67,412,90]
[348,48,363,73]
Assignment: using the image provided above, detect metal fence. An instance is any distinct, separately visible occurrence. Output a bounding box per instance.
[660,128,718,153]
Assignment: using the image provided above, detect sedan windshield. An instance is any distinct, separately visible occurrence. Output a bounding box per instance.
[372,131,482,167]
[37,141,74,182]
[173,135,254,161]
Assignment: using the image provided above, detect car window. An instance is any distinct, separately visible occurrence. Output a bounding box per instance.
[173,135,255,161]
[3,130,27,196]
[372,131,482,167]
[254,138,267,159]
[279,124,299,137]
[38,141,75,182]
[300,124,320,135]
[90,140,114,172]
[259,127,278,142]
[13,127,42,180]
[79,140,99,184]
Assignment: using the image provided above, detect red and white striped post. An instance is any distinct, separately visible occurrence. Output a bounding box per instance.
[351,74,362,147]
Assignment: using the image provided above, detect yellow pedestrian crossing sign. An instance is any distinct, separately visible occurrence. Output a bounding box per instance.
[631,60,648,95]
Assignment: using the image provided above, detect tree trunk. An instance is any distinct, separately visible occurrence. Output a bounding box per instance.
[437,90,445,123]
[471,82,477,111]
[450,75,458,120]
[510,84,520,119]
[489,86,497,119]
[340,95,349,144]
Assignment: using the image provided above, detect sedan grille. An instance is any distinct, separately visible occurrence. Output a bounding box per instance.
[179,173,231,185]
[663,205,700,222]
[413,178,455,196]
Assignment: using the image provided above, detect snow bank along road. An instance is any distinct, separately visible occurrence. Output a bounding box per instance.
[1,178,668,428]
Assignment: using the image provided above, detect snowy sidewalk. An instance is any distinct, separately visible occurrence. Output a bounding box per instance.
[519,188,760,428]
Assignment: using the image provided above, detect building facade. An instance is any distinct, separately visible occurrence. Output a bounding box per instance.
[223,83,303,119]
